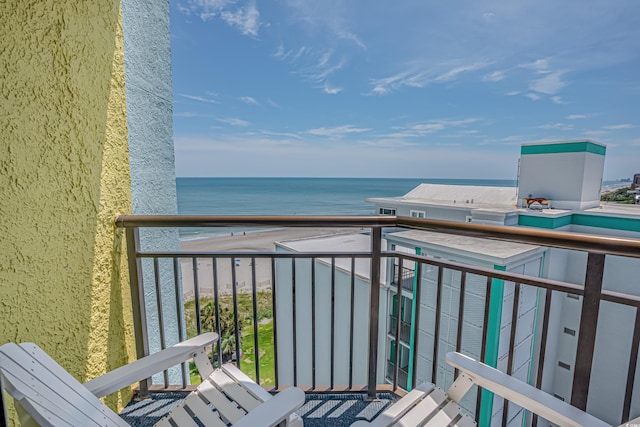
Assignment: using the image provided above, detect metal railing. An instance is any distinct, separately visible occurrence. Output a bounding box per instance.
[116,214,640,425]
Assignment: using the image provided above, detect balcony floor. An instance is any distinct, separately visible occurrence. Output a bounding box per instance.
[120,392,396,426]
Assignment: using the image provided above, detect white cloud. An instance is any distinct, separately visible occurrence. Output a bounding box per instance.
[567,114,588,120]
[241,96,259,105]
[217,117,251,126]
[530,71,566,95]
[506,91,520,96]
[525,93,541,101]
[221,2,260,36]
[306,125,371,137]
[386,118,479,137]
[551,96,567,104]
[323,84,343,95]
[603,124,636,130]
[267,99,280,108]
[482,70,506,82]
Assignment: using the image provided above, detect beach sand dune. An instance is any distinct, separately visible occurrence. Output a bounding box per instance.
[180,227,359,299]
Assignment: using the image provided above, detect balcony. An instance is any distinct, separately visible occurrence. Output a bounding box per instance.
[23,214,640,426]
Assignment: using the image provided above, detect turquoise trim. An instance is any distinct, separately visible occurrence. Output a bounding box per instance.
[519,213,640,231]
[480,265,506,426]
[572,214,640,232]
[521,141,606,156]
[518,214,572,229]
[407,247,421,391]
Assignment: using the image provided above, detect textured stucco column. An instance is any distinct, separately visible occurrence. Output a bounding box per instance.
[121,0,184,382]
[0,0,135,420]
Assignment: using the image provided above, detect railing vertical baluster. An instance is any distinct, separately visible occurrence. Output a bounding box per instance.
[125,227,150,397]
[571,252,606,410]
[623,307,640,422]
[153,257,169,387]
[173,258,188,388]
[311,257,316,389]
[412,262,423,390]
[291,258,297,386]
[251,257,260,385]
[476,275,493,420]
[271,258,279,389]
[193,258,202,335]
[432,266,444,384]
[502,282,521,427]
[367,226,383,400]
[455,271,467,378]
[349,257,356,389]
[532,288,553,427]
[331,256,336,390]
[393,257,404,390]
[212,258,222,367]
[231,258,241,369]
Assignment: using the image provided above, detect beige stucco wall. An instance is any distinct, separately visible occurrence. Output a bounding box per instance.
[0,0,135,418]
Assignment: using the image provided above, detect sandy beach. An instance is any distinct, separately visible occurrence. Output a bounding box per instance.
[179,227,359,299]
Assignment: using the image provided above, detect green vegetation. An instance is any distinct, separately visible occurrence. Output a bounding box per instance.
[184,292,275,385]
[601,187,636,204]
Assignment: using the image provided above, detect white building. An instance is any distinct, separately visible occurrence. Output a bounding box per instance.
[271,140,640,425]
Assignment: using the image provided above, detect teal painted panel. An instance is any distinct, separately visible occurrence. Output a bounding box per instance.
[572,214,640,232]
[480,265,506,426]
[518,214,572,229]
[521,141,606,156]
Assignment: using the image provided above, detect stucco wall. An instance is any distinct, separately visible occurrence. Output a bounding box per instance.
[121,0,183,381]
[0,0,134,418]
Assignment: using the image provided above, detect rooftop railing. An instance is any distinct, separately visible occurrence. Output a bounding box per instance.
[116,214,640,425]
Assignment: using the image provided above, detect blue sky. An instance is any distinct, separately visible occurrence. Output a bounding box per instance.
[170,0,639,179]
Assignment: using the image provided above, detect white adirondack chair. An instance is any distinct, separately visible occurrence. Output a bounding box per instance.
[352,352,638,427]
[0,332,304,427]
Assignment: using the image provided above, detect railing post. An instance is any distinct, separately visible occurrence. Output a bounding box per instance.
[571,252,605,410]
[367,227,383,400]
[125,227,151,397]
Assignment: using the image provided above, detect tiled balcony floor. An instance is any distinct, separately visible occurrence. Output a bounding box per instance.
[120,392,395,427]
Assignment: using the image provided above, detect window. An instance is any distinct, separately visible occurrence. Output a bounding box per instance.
[379,207,396,215]
[410,210,425,218]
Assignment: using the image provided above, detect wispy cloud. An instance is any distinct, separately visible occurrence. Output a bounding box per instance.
[385,118,479,138]
[306,125,371,138]
[323,84,342,95]
[217,117,251,127]
[177,0,260,36]
[482,70,506,82]
[551,96,567,105]
[603,124,635,130]
[525,93,541,101]
[567,114,589,120]
[303,51,346,83]
[369,62,489,95]
[506,91,520,96]
[539,123,574,131]
[267,98,280,108]
[178,93,220,103]
[241,96,259,105]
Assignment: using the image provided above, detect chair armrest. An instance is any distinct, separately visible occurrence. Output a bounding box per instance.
[84,333,218,398]
[445,352,610,427]
[232,387,305,427]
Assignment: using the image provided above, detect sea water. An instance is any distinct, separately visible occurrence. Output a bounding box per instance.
[176,177,622,240]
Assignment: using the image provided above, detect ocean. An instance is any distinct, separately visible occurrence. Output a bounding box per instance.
[176,177,623,240]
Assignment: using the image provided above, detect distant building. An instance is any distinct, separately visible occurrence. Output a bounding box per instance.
[632,173,640,190]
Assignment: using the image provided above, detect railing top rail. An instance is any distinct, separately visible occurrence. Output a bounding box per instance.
[115,214,396,228]
[115,214,640,258]
[397,216,640,258]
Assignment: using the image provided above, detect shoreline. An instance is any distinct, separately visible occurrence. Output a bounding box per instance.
[179,227,361,299]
